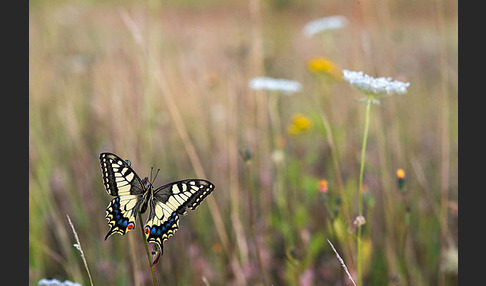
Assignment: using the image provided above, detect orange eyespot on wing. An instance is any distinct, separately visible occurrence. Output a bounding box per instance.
[104,196,139,239]
[127,222,135,230]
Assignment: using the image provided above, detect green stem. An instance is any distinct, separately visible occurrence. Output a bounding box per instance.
[246,160,270,285]
[139,212,157,286]
[357,99,372,285]
[319,111,351,223]
[268,91,282,149]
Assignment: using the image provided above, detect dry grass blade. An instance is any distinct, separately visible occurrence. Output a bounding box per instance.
[119,10,231,257]
[67,215,94,286]
[327,239,357,286]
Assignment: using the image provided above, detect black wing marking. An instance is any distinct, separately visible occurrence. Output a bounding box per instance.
[99,153,145,196]
[104,196,140,239]
[144,179,215,251]
[99,153,146,239]
[144,201,180,253]
[154,179,215,213]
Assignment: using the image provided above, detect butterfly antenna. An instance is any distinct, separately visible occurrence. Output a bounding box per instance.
[152,168,161,185]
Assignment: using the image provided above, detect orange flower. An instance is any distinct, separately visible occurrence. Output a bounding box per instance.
[361,183,369,193]
[396,168,406,191]
[319,179,328,193]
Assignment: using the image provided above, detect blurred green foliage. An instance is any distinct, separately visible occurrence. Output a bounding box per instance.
[29,0,457,285]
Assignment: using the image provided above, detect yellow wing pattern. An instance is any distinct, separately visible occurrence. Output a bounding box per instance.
[99,153,145,239]
[144,180,215,252]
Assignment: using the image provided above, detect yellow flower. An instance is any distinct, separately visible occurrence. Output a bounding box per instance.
[307,57,343,80]
[396,168,406,179]
[287,113,312,135]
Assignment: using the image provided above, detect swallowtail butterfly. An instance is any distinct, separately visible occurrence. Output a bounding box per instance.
[99,152,215,253]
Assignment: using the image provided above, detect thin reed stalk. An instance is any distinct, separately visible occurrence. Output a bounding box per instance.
[152,67,231,255]
[128,228,142,286]
[120,9,233,262]
[435,1,453,285]
[311,79,356,269]
[317,108,356,267]
[318,111,349,219]
[313,79,351,223]
[138,212,157,286]
[228,76,249,285]
[245,158,270,285]
[328,239,357,286]
[357,98,372,285]
[66,215,94,286]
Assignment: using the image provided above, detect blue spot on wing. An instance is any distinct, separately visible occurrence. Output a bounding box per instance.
[146,212,179,242]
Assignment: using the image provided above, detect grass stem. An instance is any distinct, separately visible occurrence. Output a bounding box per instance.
[66,215,94,286]
[328,239,357,286]
[139,212,157,286]
[246,159,270,285]
[319,111,350,222]
[357,98,372,285]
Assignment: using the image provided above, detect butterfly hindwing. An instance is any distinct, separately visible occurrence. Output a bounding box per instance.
[144,180,215,250]
[144,201,180,253]
[104,196,138,239]
[99,153,146,239]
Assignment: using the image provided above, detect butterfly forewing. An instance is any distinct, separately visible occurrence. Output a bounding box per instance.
[144,180,215,250]
[99,153,146,239]
[99,153,145,196]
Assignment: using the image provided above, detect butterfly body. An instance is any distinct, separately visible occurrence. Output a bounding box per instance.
[139,177,153,214]
[99,152,215,252]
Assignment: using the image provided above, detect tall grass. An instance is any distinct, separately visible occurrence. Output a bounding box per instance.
[29,0,457,285]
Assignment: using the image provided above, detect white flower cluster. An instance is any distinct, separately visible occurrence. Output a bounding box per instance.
[303,16,348,37]
[342,70,410,96]
[249,77,302,94]
[38,278,82,286]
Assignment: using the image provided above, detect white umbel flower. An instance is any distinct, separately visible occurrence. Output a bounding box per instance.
[303,16,348,37]
[38,279,82,286]
[342,70,410,96]
[249,77,302,94]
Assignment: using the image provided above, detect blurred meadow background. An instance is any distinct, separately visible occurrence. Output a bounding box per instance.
[29,0,458,285]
